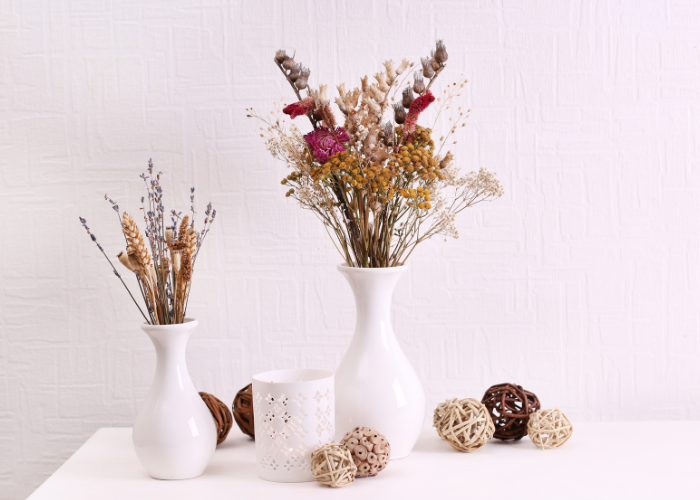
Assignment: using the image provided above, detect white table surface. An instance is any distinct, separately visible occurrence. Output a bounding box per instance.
[27,422,699,499]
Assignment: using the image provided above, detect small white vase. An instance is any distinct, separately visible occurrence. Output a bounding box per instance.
[132,319,217,479]
[334,264,425,459]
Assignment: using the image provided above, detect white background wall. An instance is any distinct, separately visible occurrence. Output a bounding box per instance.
[2,0,699,498]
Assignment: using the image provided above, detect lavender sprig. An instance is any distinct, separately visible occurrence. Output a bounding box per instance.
[78,217,151,324]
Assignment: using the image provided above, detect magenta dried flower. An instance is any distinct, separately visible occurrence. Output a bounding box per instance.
[304,127,350,163]
[283,96,315,119]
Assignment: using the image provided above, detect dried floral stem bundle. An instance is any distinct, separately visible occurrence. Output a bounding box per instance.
[80,160,216,324]
[250,41,503,268]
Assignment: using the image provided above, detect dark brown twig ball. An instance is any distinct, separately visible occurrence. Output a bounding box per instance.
[199,392,233,446]
[481,383,540,440]
[232,383,255,439]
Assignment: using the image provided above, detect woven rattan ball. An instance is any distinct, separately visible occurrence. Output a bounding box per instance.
[481,383,541,441]
[433,398,495,452]
[232,383,254,439]
[527,408,573,449]
[199,392,233,446]
[340,427,391,477]
[311,443,357,488]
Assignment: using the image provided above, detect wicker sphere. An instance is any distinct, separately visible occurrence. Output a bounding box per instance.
[199,392,233,446]
[433,398,495,452]
[311,443,357,488]
[527,408,573,449]
[232,383,254,439]
[340,426,391,477]
[481,383,541,440]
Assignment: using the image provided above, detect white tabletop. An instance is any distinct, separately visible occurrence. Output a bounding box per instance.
[27,422,698,499]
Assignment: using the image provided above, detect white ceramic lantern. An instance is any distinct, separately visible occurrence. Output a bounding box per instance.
[252,369,335,482]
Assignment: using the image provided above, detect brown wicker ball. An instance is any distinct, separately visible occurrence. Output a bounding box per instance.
[232,383,254,438]
[433,398,495,452]
[311,443,357,488]
[199,392,233,446]
[527,408,573,449]
[340,426,390,478]
[481,383,541,440]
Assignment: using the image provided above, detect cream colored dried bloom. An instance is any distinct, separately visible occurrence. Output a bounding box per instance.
[369,85,385,104]
[361,76,370,92]
[396,58,410,75]
[312,84,328,105]
[383,60,396,84]
[374,72,389,93]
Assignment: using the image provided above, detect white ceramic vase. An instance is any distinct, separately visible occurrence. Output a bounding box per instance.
[334,264,425,459]
[132,319,217,479]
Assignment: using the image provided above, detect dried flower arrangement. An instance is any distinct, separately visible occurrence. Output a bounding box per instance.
[249,40,504,268]
[79,160,216,324]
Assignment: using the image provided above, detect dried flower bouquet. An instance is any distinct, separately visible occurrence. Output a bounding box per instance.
[79,161,216,325]
[250,40,503,268]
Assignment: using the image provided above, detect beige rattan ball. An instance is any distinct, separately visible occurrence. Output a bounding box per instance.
[311,443,357,488]
[433,397,495,452]
[527,408,573,449]
[340,426,391,477]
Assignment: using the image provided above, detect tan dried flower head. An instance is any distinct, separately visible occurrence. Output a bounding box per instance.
[122,212,151,269]
[180,249,192,285]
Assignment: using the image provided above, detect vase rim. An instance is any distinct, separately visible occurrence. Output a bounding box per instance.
[139,318,198,331]
[336,263,408,274]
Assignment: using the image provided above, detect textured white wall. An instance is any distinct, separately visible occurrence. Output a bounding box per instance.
[2,0,700,498]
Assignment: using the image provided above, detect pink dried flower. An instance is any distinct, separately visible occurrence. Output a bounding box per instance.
[404,90,435,135]
[304,127,350,163]
[283,96,315,119]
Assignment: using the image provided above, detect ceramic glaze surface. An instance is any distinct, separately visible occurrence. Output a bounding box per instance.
[334,265,426,459]
[132,319,217,479]
[252,369,335,483]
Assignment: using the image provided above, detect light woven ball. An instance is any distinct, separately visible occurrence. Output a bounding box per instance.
[481,382,541,440]
[433,398,495,452]
[340,426,391,477]
[311,443,357,488]
[232,383,254,439]
[527,408,573,449]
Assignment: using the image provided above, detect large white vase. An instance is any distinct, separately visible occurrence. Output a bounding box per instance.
[132,319,217,479]
[334,264,425,459]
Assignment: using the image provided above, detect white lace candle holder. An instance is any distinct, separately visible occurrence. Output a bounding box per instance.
[252,369,335,482]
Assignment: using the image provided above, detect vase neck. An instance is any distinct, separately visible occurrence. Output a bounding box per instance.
[338,267,406,338]
[141,322,197,389]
